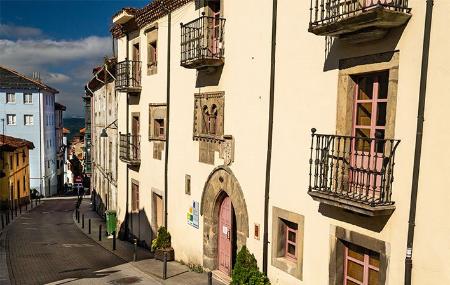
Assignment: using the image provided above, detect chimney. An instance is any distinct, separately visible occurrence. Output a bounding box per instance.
[32,72,41,82]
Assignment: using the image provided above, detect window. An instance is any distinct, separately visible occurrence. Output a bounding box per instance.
[16,153,19,167]
[9,155,13,170]
[285,222,298,260]
[146,26,158,75]
[6,93,15,103]
[131,182,139,212]
[24,115,33,125]
[148,41,157,68]
[154,119,165,139]
[24,93,32,104]
[343,243,380,285]
[149,104,167,141]
[271,207,304,280]
[7,114,16,125]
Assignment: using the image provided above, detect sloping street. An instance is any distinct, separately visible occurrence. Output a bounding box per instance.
[3,199,160,285]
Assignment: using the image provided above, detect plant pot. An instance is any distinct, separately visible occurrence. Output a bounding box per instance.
[155,248,175,261]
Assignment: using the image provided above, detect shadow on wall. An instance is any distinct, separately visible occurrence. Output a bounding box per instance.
[318,203,391,232]
[323,25,407,72]
[118,208,153,249]
[195,65,223,88]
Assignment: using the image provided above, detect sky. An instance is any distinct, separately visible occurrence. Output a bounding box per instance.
[0,0,147,117]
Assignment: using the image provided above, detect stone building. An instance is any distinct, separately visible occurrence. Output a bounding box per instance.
[86,58,118,212]
[109,0,449,284]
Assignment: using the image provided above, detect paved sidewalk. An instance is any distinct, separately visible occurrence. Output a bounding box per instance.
[0,199,44,285]
[75,199,225,285]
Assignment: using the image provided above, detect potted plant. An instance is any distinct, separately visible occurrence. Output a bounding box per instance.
[231,246,271,285]
[151,227,175,261]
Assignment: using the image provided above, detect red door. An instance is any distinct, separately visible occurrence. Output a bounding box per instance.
[218,196,232,275]
[350,72,388,200]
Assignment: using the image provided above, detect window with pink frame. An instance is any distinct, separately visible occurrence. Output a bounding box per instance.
[282,220,298,261]
[343,242,380,285]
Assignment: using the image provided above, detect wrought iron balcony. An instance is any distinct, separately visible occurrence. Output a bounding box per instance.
[308,129,400,216]
[119,133,140,166]
[309,0,411,42]
[115,60,142,92]
[180,14,225,69]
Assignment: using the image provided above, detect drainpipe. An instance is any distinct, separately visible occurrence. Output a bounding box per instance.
[38,88,43,197]
[404,1,434,284]
[163,1,172,229]
[124,33,130,240]
[262,0,278,275]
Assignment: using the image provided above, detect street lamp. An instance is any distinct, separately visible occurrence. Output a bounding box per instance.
[100,120,117,139]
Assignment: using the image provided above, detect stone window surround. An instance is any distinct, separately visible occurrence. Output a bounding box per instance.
[148,103,167,141]
[329,225,389,285]
[271,206,304,281]
[336,51,399,140]
[144,23,158,76]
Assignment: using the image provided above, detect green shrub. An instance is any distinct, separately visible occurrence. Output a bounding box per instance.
[231,246,270,285]
[151,226,172,251]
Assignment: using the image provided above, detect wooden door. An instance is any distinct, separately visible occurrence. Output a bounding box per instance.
[350,72,388,199]
[207,1,221,56]
[218,196,232,275]
[132,116,140,159]
[153,193,163,230]
[132,43,140,85]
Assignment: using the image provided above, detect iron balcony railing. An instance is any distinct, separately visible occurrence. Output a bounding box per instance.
[180,14,225,67]
[309,0,411,28]
[308,129,400,207]
[119,133,140,164]
[115,60,141,90]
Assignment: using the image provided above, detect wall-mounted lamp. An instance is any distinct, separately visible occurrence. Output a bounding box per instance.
[100,120,117,139]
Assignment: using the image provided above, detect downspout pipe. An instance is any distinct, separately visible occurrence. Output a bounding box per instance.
[262,0,278,275]
[124,32,130,240]
[404,1,434,284]
[164,4,172,229]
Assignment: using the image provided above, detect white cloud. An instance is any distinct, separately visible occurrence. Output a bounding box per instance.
[0,36,112,68]
[43,72,71,84]
[0,24,43,39]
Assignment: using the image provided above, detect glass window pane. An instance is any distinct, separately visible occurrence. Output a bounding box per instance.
[368,269,379,285]
[376,102,387,127]
[347,260,364,281]
[287,243,296,256]
[347,280,360,285]
[358,77,373,100]
[356,103,372,126]
[355,129,371,152]
[288,230,296,242]
[348,245,365,261]
[369,252,380,268]
[378,73,389,99]
[375,130,385,153]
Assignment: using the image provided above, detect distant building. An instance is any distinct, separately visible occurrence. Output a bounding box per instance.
[86,58,117,212]
[55,102,66,193]
[63,128,70,186]
[0,65,59,197]
[0,134,34,210]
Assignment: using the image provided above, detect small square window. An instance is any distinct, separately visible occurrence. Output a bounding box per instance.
[6,93,15,104]
[154,119,165,139]
[7,114,16,125]
[24,93,32,104]
[24,115,33,125]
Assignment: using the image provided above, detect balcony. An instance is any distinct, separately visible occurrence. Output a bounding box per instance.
[309,0,411,42]
[119,133,140,166]
[115,60,141,93]
[308,129,400,216]
[181,13,225,69]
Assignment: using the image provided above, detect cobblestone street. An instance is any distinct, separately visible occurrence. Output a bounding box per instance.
[3,199,160,285]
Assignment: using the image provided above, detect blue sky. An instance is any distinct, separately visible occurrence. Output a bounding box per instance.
[0,0,147,117]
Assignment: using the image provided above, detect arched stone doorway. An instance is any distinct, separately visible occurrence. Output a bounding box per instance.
[201,166,249,274]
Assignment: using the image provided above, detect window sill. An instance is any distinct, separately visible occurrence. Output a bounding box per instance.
[149,137,166,142]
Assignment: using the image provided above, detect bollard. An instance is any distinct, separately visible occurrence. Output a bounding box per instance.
[163,252,168,280]
[88,219,91,234]
[77,211,80,223]
[5,214,9,225]
[113,231,116,250]
[208,271,212,285]
[1,214,4,229]
[99,224,102,241]
[82,214,85,229]
[19,204,22,214]
[15,206,17,217]
[133,239,137,262]
[10,209,13,221]
[26,202,28,211]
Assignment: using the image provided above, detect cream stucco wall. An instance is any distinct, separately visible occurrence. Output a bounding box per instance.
[114,0,449,283]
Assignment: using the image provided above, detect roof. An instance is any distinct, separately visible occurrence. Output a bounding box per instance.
[111,0,192,38]
[0,134,35,151]
[0,65,59,94]
[63,128,70,134]
[55,102,67,111]
[85,57,117,96]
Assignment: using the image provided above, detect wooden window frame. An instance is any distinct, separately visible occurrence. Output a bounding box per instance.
[343,243,380,285]
[131,181,140,213]
[285,225,298,261]
[148,104,167,141]
[154,118,165,139]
